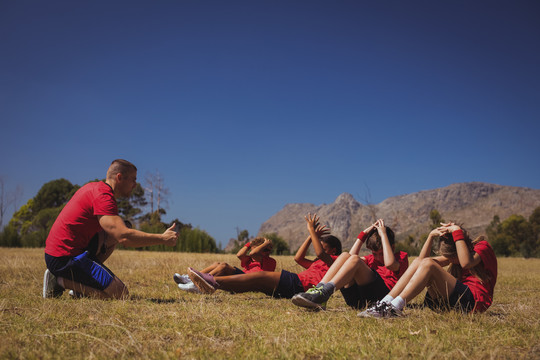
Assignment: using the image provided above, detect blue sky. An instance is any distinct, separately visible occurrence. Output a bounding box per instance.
[1,1,539,247]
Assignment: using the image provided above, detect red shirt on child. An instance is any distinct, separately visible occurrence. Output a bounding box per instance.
[460,240,498,313]
[363,251,409,290]
[357,231,409,290]
[297,255,339,291]
[241,256,277,273]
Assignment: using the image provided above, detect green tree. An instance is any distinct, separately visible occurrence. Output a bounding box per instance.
[529,207,540,257]
[229,229,250,254]
[4,179,77,248]
[395,234,420,256]
[260,232,290,255]
[429,209,445,229]
[487,214,535,257]
[117,183,147,223]
[0,223,21,247]
[177,227,218,253]
[33,179,77,211]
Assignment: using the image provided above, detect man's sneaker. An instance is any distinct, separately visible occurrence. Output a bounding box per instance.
[177,282,201,293]
[68,290,84,298]
[187,268,217,294]
[173,273,192,285]
[43,269,64,298]
[358,301,403,318]
[291,285,329,310]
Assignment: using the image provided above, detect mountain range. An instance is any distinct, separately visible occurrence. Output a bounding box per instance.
[252,182,540,252]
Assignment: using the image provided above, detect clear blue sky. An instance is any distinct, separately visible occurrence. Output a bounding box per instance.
[1,1,539,247]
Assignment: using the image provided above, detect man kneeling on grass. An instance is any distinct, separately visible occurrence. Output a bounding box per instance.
[43,159,178,300]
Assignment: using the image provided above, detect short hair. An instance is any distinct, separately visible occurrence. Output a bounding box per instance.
[107,159,137,180]
[365,226,395,252]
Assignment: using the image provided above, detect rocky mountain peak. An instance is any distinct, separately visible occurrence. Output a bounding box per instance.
[258,182,540,252]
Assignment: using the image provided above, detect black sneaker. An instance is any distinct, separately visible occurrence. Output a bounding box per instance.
[43,269,64,298]
[291,285,329,310]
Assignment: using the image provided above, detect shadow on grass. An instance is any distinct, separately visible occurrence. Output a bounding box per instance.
[129,294,224,304]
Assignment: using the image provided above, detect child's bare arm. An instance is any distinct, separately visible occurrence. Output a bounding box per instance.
[294,235,314,269]
[376,219,400,271]
[236,242,251,261]
[441,223,481,269]
[418,227,444,259]
[350,222,377,255]
[306,213,333,266]
[249,238,271,256]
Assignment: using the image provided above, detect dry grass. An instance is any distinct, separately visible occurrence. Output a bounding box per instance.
[0,248,539,359]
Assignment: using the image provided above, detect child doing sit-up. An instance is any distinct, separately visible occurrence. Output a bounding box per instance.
[174,237,276,292]
[359,222,497,318]
[292,219,408,310]
[187,213,341,298]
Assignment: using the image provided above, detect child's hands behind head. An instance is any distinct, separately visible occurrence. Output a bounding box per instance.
[315,224,330,238]
[429,227,446,238]
[439,222,461,233]
[261,238,273,255]
[305,213,320,232]
[374,219,387,235]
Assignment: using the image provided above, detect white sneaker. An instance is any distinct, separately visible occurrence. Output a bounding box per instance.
[178,282,201,293]
[173,273,191,284]
[43,269,64,298]
[358,301,404,318]
[68,290,84,298]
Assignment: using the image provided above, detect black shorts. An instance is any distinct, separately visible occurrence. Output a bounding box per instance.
[233,267,245,275]
[424,280,475,313]
[340,270,390,309]
[272,270,304,299]
[45,252,115,291]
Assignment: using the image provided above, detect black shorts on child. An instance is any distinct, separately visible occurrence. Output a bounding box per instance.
[233,267,245,275]
[272,270,304,299]
[423,280,475,313]
[340,269,390,309]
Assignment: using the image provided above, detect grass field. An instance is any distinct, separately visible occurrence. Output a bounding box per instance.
[1,248,539,359]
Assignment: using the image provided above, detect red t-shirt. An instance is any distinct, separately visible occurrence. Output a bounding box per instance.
[297,255,338,291]
[460,240,498,313]
[45,181,118,257]
[363,251,409,290]
[241,256,277,273]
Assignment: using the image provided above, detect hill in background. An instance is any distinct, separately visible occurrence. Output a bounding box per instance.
[256,182,540,252]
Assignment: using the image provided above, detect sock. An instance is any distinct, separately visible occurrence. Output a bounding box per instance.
[381,295,394,304]
[391,296,406,311]
[322,282,335,296]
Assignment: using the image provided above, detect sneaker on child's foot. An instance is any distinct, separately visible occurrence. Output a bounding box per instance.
[358,301,403,318]
[178,282,201,293]
[173,273,191,284]
[291,285,329,310]
[43,269,64,298]
[187,268,217,294]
